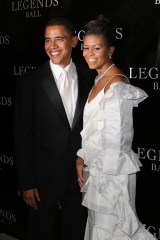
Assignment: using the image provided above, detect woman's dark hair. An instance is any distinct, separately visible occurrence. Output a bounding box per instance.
[45,17,76,37]
[83,14,116,47]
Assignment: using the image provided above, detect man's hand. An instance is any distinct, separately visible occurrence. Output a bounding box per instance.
[23,188,41,210]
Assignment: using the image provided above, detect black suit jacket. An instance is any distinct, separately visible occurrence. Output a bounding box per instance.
[14,60,95,204]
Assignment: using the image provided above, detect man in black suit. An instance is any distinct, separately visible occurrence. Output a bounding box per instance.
[14,17,95,240]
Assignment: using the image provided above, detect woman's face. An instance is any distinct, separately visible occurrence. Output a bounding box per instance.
[83,34,114,73]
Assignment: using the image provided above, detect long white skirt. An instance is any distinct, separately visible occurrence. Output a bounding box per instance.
[83,173,157,240]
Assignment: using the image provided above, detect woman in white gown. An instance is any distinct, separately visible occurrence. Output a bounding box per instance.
[76,15,157,240]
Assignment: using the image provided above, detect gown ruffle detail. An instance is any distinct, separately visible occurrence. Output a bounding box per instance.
[77,82,156,239]
[85,223,156,240]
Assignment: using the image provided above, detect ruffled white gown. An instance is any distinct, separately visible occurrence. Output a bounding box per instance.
[77,81,157,240]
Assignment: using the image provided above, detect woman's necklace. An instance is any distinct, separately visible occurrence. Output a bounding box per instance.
[95,63,115,85]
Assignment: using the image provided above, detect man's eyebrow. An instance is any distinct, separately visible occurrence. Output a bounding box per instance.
[55,36,65,39]
[45,36,65,39]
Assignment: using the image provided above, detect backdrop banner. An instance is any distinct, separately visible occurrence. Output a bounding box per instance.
[0,0,160,239]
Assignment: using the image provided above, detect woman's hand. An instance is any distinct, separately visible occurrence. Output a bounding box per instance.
[76,157,86,189]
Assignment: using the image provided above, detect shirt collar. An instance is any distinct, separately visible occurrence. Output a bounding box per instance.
[49,59,75,81]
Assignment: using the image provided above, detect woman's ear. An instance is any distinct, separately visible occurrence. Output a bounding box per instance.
[109,46,115,58]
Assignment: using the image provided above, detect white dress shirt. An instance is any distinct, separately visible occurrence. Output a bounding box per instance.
[49,59,78,125]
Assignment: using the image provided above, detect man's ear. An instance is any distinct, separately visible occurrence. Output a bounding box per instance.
[72,36,78,48]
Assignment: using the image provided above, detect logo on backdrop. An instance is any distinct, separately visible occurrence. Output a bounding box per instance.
[147,226,160,239]
[129,67,160,90]
[153,81,160,91]
[13,66,36,76]
[11,0,59,18]
[137,147,160,172]
[0,154,14,170]
[0,208,16,224]
[0,97,12,107]
[0,35,9,45]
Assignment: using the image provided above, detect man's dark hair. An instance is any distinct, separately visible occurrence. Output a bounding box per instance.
[45,17,76,37]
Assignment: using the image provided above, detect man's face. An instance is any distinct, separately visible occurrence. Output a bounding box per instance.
[44,25,78,68]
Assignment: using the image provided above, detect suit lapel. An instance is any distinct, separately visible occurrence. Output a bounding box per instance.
[72,71,89,130]
[41,63,70,128]
[40,61,93,130]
